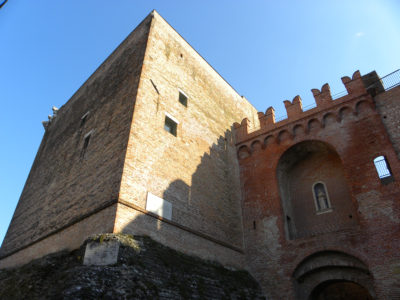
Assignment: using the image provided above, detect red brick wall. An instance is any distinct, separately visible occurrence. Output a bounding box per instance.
[236,73,400,298]
[375,85,400,159]
[278,141,356,239]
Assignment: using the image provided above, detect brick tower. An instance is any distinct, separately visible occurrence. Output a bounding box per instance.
[0,10,257,270]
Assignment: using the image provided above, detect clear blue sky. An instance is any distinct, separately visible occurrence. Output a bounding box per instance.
[1,1,399,246]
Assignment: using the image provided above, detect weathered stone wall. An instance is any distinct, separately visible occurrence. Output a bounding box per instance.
[114,203,245,269]
[0,234,265,299]
[0,204,117,269]
[117,11,258,263]
[0,14,152,259]
[236,72,400,298]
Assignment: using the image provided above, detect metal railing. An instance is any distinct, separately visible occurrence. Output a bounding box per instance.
[275,114,287,122]
[331,69,400,99]
[372,68,400,92]
[303,103,317,111]
[272,69,400,122]
[275,69,400,122]
[332,90,348,100]
[274,103,317,122]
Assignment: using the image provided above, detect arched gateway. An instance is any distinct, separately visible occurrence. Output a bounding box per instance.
[293,251,376,299]
[277,140,358,240]
[310,280,373,300]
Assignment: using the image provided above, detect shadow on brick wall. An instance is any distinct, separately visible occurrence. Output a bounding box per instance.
[118,129,244,264]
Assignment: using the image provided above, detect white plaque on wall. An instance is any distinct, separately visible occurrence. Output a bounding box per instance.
[146,192,172,220]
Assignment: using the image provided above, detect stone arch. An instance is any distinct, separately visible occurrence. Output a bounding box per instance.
[322,112,337,127]
[355,100,374,116]
[237,145,250,159]
[293,251,375,300]
[276,140,357,240]
[251,140,262,152]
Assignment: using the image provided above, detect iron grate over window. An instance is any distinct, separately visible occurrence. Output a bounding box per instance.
[373,156,392,179]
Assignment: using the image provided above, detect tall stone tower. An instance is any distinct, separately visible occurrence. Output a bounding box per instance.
[0,10,258,269]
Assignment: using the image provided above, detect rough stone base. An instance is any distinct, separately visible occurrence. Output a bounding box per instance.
[83,239,120,266]
[0,205,116,269]
[0,234,265,299]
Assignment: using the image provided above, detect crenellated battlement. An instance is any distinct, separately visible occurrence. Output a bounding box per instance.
[234,70,373,144]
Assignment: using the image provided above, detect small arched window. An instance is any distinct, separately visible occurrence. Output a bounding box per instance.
[373,156,393,184]
[312,182,332,213]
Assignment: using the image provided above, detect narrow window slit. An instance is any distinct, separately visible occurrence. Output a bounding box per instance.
[179,91,188,107]
[81,131,92,158]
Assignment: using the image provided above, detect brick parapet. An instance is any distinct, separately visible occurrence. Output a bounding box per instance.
[237,70,400,297]
[234,70,368,146]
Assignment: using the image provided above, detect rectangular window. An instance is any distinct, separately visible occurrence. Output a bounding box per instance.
[164,115,177,136]
[179,91,188,107]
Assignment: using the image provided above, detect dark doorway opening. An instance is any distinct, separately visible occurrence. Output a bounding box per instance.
[310,280,373,300]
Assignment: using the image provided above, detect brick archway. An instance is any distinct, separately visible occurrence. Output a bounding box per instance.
[293,251,376,300]
[310,280,373,300]
[276,140,357,240]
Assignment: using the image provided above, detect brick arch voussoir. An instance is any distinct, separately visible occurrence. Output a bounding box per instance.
[292,123,306,138]
[276,138,345,172]
[277,129,292,144]
[291,247,372,279]
[355,99,375,116]
[237,144,251,159]
[306,271,375,300]
[307,118,322,133]
[322,111,339,127]
[264,134,277,147]
[338,105,356,122]
[250,139,263,152]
